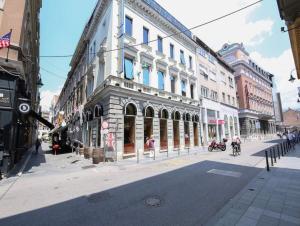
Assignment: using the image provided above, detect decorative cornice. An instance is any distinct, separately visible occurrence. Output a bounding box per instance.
[127,0,197,51]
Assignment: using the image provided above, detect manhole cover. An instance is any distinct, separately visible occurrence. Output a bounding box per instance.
[145,196,162,208]
[248,188,255,191]
[87,192,111,203]
[82,165,96,170]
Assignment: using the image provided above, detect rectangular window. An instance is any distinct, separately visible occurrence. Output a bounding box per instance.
[227,95,231,104]
[232,97,235,106]
[189,56,193,69]
[198,47,207,58]
[170,44,174,59]
[201,86,209,98]
[229,77,234,87]
[143,67,149,86]
[190,84,194,99]
[157,36,163,53]
[124,57,134,80]
[143,27,149,45]
[181,80,186,96]
[125,16,133,36]
[210,91,218,101]
[170,76,176,93]
[158,71,164,90]
[208,54,215,64]
[222,92,225,103]
[180,50,185,65]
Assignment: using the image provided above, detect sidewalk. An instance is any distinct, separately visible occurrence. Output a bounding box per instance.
[206,144,300,226]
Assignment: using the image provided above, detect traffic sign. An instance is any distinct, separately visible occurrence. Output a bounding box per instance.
[19,103,30,114]
[101,120,109,129]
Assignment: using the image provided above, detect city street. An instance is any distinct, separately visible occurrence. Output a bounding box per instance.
[0,139,284,226]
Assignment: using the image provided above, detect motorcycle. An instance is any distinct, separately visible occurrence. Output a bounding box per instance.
[208,138,228,152]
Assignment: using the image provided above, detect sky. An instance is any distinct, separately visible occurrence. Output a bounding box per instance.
[40,0,298,111]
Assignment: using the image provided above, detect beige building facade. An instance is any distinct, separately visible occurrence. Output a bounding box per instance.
[0,0,42,174]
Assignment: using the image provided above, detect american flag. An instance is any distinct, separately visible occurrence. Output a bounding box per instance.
[0,31,11,49]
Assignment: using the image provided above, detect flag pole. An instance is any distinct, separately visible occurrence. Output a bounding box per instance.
[5,29,12,62]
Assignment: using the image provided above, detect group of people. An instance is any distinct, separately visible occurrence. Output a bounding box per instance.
[281,131,300,149]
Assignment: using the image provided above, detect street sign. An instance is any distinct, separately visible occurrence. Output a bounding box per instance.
[101,120,109,129]
[19,103,30,114]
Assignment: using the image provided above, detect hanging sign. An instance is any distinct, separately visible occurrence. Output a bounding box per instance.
[19,103,30,114]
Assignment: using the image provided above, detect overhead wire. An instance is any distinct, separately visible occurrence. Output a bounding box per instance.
[37,0,263,58]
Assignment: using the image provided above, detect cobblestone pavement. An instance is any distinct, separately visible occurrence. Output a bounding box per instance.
[206,143,300,226]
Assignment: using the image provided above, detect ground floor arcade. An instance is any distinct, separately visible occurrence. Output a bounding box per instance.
[82,88,202,159]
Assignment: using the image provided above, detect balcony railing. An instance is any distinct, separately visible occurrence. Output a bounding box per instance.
[93,75,201,107]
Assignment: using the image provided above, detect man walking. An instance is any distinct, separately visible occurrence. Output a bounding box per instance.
[35,138,41,154]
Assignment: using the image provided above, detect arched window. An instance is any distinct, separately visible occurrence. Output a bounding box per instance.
[144,106,154,118]
[159,109,169,119]
[94,105,103,118]
[192,115,199,122]
[183,113,191,121]
[125,103,137,116]
[172,111,181,120]
[86,110,93,121]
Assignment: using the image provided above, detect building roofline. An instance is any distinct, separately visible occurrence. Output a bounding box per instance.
[194,36,235,73]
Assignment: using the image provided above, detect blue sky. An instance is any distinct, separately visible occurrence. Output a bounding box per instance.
[40,0,97,92]
[40,0,298,110]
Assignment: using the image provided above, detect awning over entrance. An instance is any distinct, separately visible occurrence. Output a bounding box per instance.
[29,110,54,130]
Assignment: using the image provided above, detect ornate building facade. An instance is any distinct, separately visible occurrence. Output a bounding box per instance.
[55,0,201,159]
[219,43,276,137]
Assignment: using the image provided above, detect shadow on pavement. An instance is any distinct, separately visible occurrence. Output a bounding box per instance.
[0,160,262,226]
[22,143,49,174]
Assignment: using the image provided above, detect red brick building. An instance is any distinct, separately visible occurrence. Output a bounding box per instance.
[218,43,276,137]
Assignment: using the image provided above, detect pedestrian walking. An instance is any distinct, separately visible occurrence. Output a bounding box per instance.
[35,138,41,154]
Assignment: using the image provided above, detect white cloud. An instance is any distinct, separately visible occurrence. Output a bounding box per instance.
[40,89,61,111]
[250,49,299,110]
[156,0,274,50]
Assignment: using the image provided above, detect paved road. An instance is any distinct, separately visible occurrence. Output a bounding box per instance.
[0,139,283,226]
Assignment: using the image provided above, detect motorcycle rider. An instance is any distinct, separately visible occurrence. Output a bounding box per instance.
[231,135,241,152]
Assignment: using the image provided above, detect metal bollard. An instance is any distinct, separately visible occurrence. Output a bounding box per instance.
[273,147,276,163]
[270,149,274,166]
[277,145,280,159]
[265,150,270,171]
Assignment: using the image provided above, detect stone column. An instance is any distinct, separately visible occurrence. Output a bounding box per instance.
[153,117,160,151]
[106,95,123,160]
[167,119,173,151]
[135,115,144,156]
[189,121,194,148]
[179,119,184,150]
